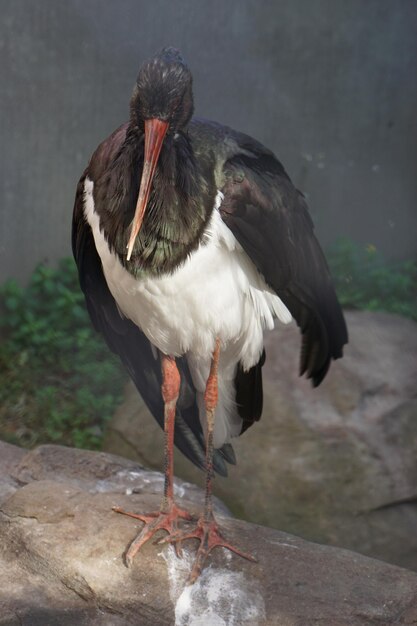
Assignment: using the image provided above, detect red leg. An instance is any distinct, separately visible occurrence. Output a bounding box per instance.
[160,339,257,584]
[113,354,192,564]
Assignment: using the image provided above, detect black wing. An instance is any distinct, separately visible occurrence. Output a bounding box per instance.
[72,173,232,475]
[220,149,348,387]
[234,350,265,435]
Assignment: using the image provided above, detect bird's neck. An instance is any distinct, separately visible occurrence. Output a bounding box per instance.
[99,126,215,276]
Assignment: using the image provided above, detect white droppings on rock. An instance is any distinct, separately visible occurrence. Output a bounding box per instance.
[160,546,266,626]
[173,483,185,498]
[268,540,299,550]
[93,479,120,493]
[116,469,165,494]
[122,470,146,480]
[223,549,232,561]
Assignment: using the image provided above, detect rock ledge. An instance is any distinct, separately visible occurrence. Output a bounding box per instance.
[0,441,416,626]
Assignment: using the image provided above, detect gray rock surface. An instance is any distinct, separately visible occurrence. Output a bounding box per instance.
[103,310,417,571]
[1,441,417,625]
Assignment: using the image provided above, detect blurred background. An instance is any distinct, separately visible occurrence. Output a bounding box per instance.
[1,0,417,282]
[0,0,416,573]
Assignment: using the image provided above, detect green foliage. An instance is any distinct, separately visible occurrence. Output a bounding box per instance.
[327,238,417,321]
[0,258,126,450]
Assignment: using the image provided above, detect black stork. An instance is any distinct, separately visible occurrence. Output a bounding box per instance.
[72,47,348,583]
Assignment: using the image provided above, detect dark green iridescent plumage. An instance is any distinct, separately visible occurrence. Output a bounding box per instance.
[89,49,216,277]
[96,130,215,277]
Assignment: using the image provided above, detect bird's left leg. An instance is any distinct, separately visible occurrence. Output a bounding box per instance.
[161,339,256,584]
[113,354,192,564]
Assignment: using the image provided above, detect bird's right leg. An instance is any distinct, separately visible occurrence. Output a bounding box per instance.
[113,354,192,565]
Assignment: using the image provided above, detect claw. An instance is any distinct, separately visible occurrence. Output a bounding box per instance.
[162,515,257,585]
[153,534,183,558]
[113,502,192,565]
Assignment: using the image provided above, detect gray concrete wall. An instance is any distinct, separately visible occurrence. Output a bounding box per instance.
[1,0,416,282]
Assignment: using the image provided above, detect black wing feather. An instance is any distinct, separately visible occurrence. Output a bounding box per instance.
[220,151,348,387]
[72,173,230,475]
[235,350,265,434]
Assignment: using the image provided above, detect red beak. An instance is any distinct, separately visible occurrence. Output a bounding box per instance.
[126,118,169,261]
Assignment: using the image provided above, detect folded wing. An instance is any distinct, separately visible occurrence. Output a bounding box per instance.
[220,149,348,387]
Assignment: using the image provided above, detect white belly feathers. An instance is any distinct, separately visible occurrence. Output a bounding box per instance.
[83,177,291,446]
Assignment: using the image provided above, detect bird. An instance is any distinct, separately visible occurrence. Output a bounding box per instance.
[72,47,348,584]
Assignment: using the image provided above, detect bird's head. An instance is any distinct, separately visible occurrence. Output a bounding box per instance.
[127,48,194,260]
[131,47,194,131]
